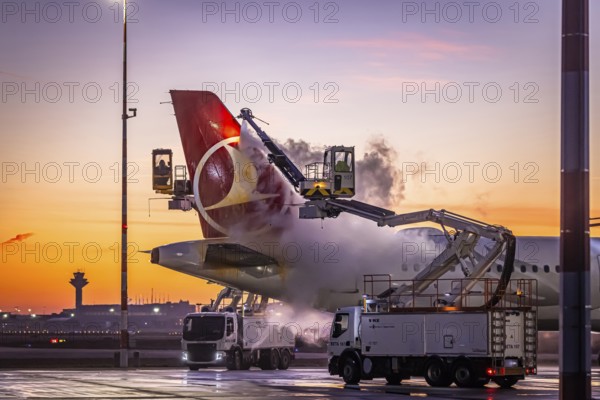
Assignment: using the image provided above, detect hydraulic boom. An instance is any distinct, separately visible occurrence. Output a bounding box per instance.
[239,108,306,190]
[240,108,515,308]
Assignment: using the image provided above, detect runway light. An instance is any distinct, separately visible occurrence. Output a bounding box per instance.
[70,313,75,317]
[153,307,160,313]
[109,308,115,312]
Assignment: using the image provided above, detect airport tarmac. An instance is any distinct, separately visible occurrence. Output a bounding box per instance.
[1,366,599,399]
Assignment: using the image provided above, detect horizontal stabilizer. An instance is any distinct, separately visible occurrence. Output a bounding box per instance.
[205,243,277,268]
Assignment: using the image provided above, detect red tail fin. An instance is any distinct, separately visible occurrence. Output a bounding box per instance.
[170,90,286,238]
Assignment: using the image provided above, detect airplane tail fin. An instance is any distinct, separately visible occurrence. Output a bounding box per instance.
[170,90,241,238]
[169,91,286,239]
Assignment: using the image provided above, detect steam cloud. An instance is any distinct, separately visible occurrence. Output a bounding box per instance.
[231,123,443,340]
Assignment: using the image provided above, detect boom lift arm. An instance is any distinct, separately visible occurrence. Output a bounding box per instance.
[239,108,356,199]
[238,108,306,190]
[301,199,515,306]
[240,108,515,307]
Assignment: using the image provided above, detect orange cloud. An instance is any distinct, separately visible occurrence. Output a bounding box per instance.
[320,32,492,61]
[0,70,34,80]
[1,232,34,245]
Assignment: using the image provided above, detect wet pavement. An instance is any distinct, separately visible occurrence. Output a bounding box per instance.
[0,366,598,399]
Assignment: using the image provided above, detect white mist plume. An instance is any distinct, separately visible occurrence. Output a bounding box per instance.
[262,303,333,345]
[234,122,442,319]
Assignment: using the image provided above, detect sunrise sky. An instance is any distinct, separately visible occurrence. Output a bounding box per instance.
[0,0,598,314]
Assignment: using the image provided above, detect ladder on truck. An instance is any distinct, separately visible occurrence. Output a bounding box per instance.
[238,108,517,307]
[491,310,506,359]
[205,287,269,314]
[524,310,538,368]
[490,308,537,373]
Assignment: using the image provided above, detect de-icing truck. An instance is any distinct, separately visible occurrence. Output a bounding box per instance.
[182,309,295,371]
[328,276,538,388]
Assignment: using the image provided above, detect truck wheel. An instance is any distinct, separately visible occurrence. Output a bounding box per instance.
[492,376,519,388]
[452,360,477,388]
[385,374,402,385]
[424,358,451,387]
[278,350,291,370]
[226,349,242,370]
[269,349,280,370]
[260,349,279,370]
[240,354,251,370]
[258,353,268,370]
[341,357,361,385]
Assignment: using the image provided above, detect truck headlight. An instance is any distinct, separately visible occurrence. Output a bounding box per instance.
[182,352,188,361]
[216,351,225,361]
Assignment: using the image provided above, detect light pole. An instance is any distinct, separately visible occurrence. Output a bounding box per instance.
[120,0,137,368]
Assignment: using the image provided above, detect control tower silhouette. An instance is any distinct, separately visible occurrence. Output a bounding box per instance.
[70,271,89,309]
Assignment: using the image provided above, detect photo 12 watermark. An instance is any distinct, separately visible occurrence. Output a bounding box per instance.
[1,1,140,24]
[201,81,340,104]
[401,161,540,184]
[1,81,140,104]
[0,240,141,264]
[1,161,140,184]
[200,1,340,24]
[400,81,539,104]
[401,1,540,24]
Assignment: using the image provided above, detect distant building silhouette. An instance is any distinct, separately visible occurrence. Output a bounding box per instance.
[69,271,88,310]
[1,271,196,336]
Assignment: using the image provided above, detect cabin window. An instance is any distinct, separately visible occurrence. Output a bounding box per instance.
[497,264,503,273]
[226,317,234,336]
[532,265,538,273]
[543,265,550,273]
[334,151,353,172]
[332,313,349,338]
[520,265,526,273]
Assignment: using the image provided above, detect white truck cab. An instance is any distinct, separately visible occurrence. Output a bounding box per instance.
[182,311,295,371]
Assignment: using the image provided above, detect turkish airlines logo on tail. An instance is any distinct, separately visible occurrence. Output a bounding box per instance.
[193,136,279,236]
